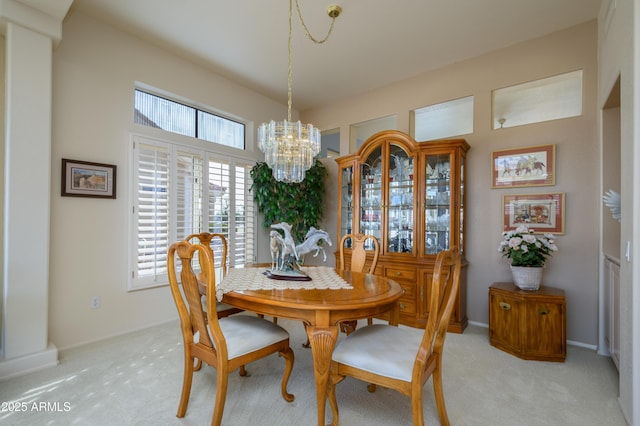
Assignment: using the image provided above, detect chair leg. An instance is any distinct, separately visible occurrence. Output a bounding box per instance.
[367,317,373,326]
[211,370,229,426]
[410,385,425,426]
[279,347,295,402]
[327,372,345,426]
[177,352,195,418]
[238,365,247,376]
[432,365,450,426]
[339,320,358,335]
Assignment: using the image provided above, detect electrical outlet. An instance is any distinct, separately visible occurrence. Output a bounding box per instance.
[90,296,101,309]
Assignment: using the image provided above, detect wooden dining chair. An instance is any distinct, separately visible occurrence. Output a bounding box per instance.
[339,233,380,334]
[185,232,243,319]
[168,240,295,426]
[327,248,462,426]
[339,233,380,275]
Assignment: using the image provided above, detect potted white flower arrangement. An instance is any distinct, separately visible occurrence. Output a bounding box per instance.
[498,224,559,290]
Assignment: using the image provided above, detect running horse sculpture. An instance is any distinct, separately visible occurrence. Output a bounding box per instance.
[295,227,332,262]
[270,223,331,270]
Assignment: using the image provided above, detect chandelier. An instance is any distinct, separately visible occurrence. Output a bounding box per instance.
[258,0,342,183]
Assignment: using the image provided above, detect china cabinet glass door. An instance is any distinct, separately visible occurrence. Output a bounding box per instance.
[360,146,383,249]
[387,144,414,253]
[339,165,354,242]
[424,153,452,254]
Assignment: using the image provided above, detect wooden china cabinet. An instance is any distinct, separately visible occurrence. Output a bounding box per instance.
[335,130,469,332]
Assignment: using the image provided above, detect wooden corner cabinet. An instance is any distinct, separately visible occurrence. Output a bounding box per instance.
[335,130,469,332]
[489,282,566,362]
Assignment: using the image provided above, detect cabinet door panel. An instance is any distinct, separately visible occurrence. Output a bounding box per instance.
[424,153,453,254]
[339,165,354,240]
[523,302,565,357]
[360,146,383,244]
[387,144,415,254]
[489,294,520,353]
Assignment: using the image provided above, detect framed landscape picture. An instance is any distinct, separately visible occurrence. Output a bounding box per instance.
[502,192,565,234]
[61,159,117,199]
[492,144,555,188]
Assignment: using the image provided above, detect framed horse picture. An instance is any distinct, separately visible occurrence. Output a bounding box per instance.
[491,144,555,188]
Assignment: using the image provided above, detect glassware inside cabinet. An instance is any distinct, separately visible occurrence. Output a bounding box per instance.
[360,146,383,245]
[425,153,452,254]
[340,165,353,245]
[387,144,414,253]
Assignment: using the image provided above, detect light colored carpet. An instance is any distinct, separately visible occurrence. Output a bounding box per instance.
[0,316,626,425]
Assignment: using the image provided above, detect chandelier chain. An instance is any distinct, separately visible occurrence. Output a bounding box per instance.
[288,0,293,121]
[288,0,339,121]
[294,0,338,44]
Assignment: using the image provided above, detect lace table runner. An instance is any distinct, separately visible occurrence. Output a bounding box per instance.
[216,266,352,301]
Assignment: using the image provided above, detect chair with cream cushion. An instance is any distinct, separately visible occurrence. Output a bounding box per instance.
[327,248,461,426]
[168,240,295,426]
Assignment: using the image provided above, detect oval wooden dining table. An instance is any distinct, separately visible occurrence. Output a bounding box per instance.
[221,268,404,426]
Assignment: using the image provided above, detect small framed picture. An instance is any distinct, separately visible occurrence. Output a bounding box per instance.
[502,192,565,234]
[61,159,117,199]
[491,144,555,188]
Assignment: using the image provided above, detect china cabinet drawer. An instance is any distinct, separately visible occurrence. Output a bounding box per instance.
[384,266,417,281]
[397,282,415,300]
[397,296,416,315]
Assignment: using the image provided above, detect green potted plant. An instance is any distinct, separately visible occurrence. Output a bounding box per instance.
[498,224,559,290]
[250,159,328,242]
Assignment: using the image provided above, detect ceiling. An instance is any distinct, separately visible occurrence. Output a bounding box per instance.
[65,0,602,112]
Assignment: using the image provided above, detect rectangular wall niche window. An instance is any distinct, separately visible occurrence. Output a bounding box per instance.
[411,96,474,141]
[349,115,397,153]
[492,70,583,129]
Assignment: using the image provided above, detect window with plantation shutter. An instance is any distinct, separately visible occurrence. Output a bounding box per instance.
[233,165,255,266]
[130,135,256,290]
[134,139,170,288]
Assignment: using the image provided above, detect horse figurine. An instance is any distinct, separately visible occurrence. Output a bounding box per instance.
[295,227,332,262]
[271,222,299,269]
[269,230,284,270]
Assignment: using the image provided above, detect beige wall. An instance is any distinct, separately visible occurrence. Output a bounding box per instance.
[303,21,600,345]
[49,11,289,350]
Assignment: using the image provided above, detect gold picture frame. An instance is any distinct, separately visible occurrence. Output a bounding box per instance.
[502,192,565,234]
[492,144,555,188]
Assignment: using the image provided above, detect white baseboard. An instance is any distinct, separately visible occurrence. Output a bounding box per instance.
[0,343,59,381]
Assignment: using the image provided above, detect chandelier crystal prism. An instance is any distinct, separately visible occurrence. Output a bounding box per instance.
[257,0,341,183]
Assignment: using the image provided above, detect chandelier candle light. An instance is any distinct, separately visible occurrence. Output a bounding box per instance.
[257,1,342,183]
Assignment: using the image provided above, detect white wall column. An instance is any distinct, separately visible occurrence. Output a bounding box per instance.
[0,21,57,376]
[0,0,71,378]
